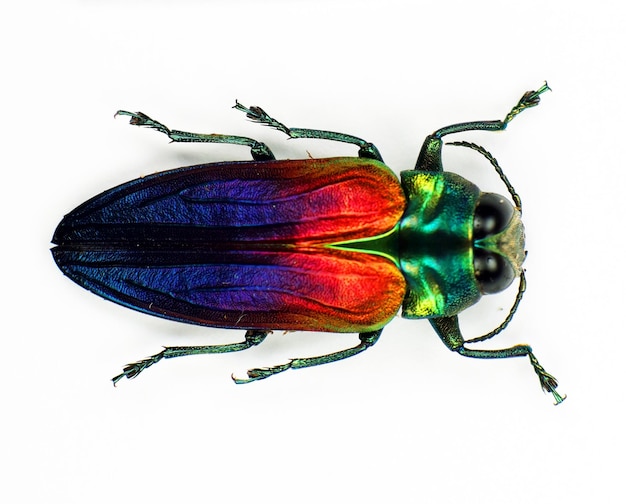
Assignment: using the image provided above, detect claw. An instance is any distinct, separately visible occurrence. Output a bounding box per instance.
[231,362,292,384]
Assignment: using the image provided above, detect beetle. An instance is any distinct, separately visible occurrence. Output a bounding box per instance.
[51,83,564,404]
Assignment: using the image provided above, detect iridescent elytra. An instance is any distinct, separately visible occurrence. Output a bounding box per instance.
[51,83,564,404]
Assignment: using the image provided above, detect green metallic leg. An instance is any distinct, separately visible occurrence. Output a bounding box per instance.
[232,329,383,384]
[430,316,565,405]
[115,110,276,161]
[415,82,550,172]
[111,330,269,385]
[233,101,384,161]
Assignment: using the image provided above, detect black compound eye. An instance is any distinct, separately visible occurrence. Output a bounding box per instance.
[473,248,515,294]
[473,193,515,239]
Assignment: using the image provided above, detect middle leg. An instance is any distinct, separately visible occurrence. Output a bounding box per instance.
[233,101,384,161]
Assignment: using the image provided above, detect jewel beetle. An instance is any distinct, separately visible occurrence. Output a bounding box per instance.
[51,83,564,404]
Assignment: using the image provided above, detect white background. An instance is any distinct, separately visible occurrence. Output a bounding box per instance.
[3,1,624,502]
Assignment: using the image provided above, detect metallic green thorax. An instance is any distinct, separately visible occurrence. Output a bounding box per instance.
[399,171,481,318]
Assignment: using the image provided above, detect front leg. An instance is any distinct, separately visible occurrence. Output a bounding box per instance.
[415,82,550,172]
[430,315,565,405]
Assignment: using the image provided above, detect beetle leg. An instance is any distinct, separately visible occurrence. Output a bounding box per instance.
[430,316,565,405]
[115,110,276,161]
[111,330,269,385]
[233,101,383,161]
[231,329,383,384]
[415,82,550,172]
